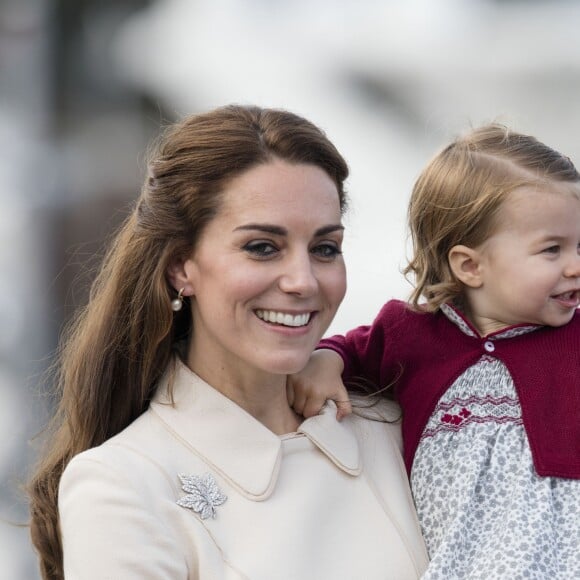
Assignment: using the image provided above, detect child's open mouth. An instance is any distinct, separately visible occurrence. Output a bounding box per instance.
[552,290,580,308]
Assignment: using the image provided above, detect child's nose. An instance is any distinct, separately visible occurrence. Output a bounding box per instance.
[564,252,580,278]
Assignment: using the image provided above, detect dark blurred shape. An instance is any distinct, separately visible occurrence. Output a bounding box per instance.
[1,1,171,577]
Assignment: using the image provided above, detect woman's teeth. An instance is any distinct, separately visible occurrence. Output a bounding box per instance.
[255,310,311,327]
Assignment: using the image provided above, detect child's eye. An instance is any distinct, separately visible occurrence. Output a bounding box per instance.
[243,241,278,258]
[542,245,560,255]
[311,243,342,260]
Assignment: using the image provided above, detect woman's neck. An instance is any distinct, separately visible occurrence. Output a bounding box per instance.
[185,351,303,436]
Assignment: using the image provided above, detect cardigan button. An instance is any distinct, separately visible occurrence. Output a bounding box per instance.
[484,340,495,352]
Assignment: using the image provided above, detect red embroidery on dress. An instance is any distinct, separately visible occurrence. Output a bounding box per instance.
[422,398,522,440]
[441,407,471,425]
[437,396,516,410]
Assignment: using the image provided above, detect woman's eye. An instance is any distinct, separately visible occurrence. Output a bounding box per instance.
[311,243,342,260]
[243,241,278,258]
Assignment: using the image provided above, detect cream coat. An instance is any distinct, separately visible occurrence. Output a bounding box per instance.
[59,360,428,579]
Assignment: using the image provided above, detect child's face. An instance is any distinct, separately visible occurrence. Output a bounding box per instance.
[471,184,580,333]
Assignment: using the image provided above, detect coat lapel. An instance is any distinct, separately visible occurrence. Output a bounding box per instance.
[151,359,361,499]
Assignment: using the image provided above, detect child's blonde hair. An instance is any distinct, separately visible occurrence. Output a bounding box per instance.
[405,123,580,311]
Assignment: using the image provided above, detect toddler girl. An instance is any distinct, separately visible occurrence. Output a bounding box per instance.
[290,125,580,579]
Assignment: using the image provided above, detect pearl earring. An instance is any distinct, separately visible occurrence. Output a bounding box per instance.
[171,288,185,312]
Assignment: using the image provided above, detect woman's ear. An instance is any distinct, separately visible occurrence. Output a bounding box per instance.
[166,257,196,296]
[448,245,483,288]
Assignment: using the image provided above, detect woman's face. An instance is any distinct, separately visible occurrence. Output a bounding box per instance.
[179,159,346,385]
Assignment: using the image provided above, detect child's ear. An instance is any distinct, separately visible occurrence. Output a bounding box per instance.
[166,257,196,296]
[448,245,483,288]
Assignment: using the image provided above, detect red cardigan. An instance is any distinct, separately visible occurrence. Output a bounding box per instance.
[320,300,580,479]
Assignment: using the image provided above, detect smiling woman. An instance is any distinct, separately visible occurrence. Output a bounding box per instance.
[168,160,347,415]
[28,105,428,580]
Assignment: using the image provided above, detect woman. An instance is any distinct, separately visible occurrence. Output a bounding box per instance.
[29,105,428,579]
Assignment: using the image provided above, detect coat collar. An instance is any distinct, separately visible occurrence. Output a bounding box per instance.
[150,359,361,500]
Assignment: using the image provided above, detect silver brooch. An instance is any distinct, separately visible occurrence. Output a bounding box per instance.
[176,473,227,520]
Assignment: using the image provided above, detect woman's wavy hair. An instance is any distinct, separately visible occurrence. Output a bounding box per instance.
[404,123,580,311]
[28,104,349,580]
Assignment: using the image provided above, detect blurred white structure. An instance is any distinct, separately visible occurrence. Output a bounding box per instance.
[115,0,580,333]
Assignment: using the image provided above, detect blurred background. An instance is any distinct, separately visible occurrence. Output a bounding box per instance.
[2,0,580,576]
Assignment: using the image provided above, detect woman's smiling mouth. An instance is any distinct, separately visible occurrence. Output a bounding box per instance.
[255,309,312,327]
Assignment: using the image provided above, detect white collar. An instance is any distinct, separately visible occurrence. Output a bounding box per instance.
[150,359,361,500]
[440,302,540,340]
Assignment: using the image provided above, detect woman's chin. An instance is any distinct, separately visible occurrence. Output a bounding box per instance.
[263,355,314,378]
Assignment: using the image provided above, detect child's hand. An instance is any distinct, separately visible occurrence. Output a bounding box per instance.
[287,349,352,420]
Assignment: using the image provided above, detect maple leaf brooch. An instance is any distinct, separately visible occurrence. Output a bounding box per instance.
[176,473,227,520]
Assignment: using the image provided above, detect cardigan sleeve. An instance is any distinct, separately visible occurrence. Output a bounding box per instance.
[59,454,191,579]
[319,300,405,390]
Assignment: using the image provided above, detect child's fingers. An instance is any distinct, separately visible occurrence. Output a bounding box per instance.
[335,398,353,420]
[332,382,351,420]
[303,396,327,418]
[332,383,352,421]
[292,389,308,416]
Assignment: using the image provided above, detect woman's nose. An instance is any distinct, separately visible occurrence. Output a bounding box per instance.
[278,253,318,296]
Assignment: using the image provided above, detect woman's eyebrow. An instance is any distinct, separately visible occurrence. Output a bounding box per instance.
[315,224,345,236]
[234,224,287,235]
[234,224,344,236]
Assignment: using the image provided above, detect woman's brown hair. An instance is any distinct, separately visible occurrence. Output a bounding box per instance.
[404,123,580,311]
[28,104,349,579]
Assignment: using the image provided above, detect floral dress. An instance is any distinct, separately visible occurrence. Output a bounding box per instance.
[411,306,579,579]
